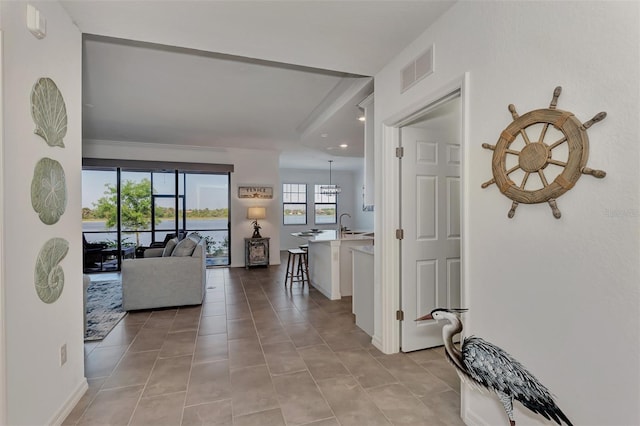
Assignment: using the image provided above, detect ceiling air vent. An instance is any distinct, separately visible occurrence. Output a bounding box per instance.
[401,45,434,93]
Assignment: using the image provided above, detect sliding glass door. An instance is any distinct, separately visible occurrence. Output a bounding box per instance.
[151,171,184,244]
[119,171,153,248]
[82,167,230,272]
[184,173,230,267]
[82,169,119,272]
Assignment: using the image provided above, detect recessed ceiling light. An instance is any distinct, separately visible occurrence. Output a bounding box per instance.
[339,144,348,148]
[358,116,365,122]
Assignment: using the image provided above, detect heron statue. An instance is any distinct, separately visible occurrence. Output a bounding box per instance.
[416,308,573,426]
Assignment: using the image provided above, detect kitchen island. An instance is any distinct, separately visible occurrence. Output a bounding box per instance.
[351,245,374,336]
[292,230,373,300]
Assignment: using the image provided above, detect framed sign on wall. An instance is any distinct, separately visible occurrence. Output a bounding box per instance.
[238,185,273,199]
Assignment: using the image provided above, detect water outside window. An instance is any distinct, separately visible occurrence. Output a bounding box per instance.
[314,184,337,224]
[184,173,230,266]
[283,183,307,225]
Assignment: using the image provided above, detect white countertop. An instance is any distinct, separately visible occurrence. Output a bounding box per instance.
[291,230,373,242]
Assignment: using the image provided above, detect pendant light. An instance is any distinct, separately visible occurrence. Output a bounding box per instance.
[320,160,342,195]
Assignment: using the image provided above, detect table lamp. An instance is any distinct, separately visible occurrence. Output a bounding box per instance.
[247,207,266,238]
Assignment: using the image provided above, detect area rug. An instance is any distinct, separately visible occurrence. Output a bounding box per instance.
[85,279,127,341]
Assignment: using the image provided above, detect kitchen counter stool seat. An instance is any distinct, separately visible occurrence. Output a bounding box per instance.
[285,248,308,289]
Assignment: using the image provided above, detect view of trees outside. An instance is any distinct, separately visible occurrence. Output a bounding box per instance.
[82,170,230,262]
[89,178,156,246]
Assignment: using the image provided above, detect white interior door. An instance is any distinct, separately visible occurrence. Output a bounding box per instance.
[400,95,461,352]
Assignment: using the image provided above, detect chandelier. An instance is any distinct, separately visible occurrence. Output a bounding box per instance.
[320,160,342,195]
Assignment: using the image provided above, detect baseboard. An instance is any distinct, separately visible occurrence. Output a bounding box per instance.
[310,282,332,300]
[371,335,384,352]
[461,384,490,426]
[49,378,88,426]
[463,408,487,426]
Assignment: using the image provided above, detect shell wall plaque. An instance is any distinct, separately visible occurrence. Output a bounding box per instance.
[34,237,69,303]
[482,86,606,218]
[31,157,67,225]
[31,77,67,147]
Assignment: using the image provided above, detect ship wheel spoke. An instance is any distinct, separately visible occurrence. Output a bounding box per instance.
[508,104,531,145]
[538,170,549,187]
[519,128,533,145]
[548,136,567,150]
[506,165,521,176]
[481,178,495,189]
[549,86,562,109]
[520,172,531,189]
[548,159,567,167]
[538,123,550,143]
[505,149,521,156]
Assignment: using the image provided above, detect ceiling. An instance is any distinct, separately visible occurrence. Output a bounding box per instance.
[62,1,455,170]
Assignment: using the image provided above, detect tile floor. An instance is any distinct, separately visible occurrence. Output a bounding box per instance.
[65,252,464,426]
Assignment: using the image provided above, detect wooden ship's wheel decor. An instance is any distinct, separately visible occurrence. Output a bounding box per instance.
[482,86,606,219]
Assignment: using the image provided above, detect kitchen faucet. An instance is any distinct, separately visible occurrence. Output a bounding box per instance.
[339,213,351,234]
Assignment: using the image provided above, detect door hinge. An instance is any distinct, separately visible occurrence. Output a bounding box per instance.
[396,310,404,321]
[396,146,404,158]
[395,229,404,239]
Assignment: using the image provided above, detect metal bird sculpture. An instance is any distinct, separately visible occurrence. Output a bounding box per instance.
[416,308,573,426]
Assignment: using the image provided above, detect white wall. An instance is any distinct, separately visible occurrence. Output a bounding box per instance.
[350,161,374,233]
[1,2,86,424]
[279,166,373,250]
[83,140,281,267]
[375,2,639,425]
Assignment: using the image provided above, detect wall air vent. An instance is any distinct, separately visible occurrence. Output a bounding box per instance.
[401,45,434,93]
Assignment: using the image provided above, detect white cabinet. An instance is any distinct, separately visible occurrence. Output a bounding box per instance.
[352,245,374,336]
[308,240,340,300]
[306,232,373,300]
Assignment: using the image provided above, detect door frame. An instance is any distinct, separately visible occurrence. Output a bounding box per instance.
[398,97,462,352]
[0,28,7,426]
[377,73,471,355]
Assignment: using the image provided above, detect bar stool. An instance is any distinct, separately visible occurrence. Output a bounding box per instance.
[285,248,309,289]
[298,244,309,276]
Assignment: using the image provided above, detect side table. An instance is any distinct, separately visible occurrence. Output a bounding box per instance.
[245,237,270,269]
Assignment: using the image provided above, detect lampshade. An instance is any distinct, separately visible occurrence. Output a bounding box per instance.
[247,206,266,220]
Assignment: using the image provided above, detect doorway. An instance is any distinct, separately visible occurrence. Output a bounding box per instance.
[398,92,463,352]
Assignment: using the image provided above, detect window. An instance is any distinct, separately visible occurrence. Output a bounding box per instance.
[283,183,307,225]
[120,171,153,247]
[314,185,337,224]
[82,169,118,247]
[184,173,230,265]
[82,162,231,271]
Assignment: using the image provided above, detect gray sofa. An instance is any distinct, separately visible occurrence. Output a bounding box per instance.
[122,237,206,311]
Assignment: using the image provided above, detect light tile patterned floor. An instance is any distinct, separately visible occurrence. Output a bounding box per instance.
[65,252,464,425]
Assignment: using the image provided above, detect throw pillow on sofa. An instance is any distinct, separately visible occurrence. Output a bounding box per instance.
[172,233,201,257]
[162,237,179,257]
